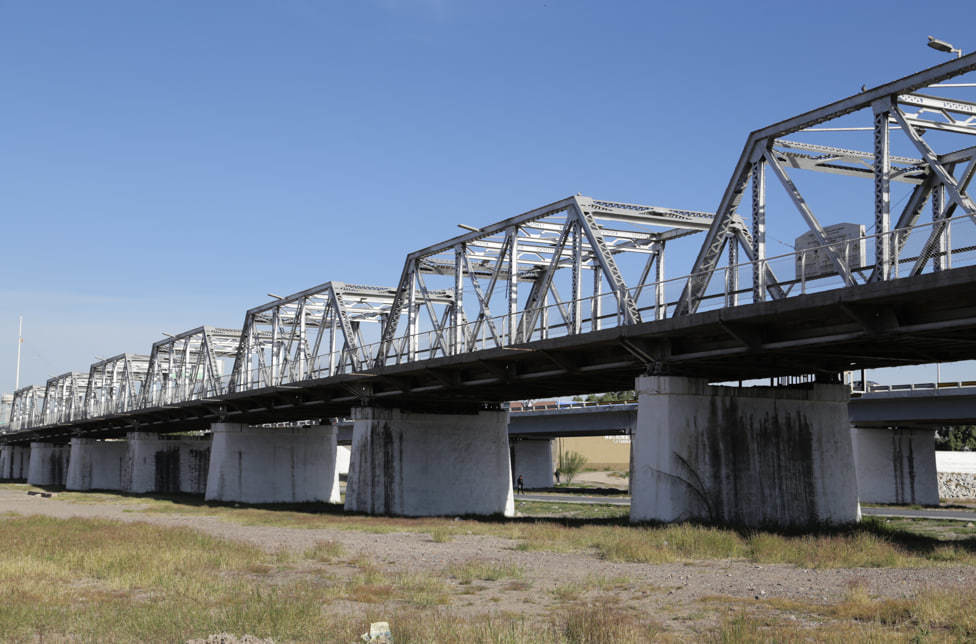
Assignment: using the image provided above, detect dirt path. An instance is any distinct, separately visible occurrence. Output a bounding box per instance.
[1,486,973,623]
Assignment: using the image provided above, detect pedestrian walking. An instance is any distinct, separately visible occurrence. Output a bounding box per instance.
[516,474,524,494]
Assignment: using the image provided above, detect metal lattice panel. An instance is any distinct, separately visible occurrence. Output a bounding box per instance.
[142,327,241,407]
[374,195,712,366]
[85,353,150,418]
[229,281,414,391]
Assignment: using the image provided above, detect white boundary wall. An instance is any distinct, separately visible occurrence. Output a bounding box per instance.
[936,451,976,473]
[345,408,514,517]
[205,424,340,504]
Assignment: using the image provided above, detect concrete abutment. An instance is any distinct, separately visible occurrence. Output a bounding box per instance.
[345,407,515,517]
[205,423,340,504]
[631,376,861,527]
[853,427,939,505]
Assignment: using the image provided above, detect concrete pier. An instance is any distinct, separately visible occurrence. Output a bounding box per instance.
[205,423,340,504]
[336,445,351,476]
[510,438,553,489]
[27,442,70,487]
[66,438,127,491]
[123,432,210,494]
[345,407,514,517]
[853,427,939,505]
[0,445,30,480]
[631,376,860,527]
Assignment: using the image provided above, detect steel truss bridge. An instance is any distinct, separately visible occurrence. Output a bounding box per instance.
[6,54,976,444]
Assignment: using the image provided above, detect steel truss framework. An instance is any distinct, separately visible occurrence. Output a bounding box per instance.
[229,282,421,391]
[41,372,89,426]
[8,385,45,432]
[142,327,241,407]
[375,196,712,366]
[676,53,976,315]
[85,353,150,419]
[4,54,976,434]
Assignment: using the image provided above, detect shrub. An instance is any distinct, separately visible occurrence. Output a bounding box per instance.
[559,451,588,484]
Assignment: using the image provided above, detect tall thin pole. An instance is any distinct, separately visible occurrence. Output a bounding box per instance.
[15,316,23,390]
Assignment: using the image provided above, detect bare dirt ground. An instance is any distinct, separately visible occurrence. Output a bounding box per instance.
[1,485,974,630]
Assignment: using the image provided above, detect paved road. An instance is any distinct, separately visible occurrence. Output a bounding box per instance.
[516,494,976,522]
[861,506,976,522]
[516,493,629,506]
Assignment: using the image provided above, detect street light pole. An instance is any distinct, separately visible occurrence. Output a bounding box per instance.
[14,316,22,390]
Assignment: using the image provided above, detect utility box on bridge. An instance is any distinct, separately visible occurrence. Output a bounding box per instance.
[795,223,866,281]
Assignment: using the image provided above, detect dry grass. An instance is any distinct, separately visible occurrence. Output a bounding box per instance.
[0,513,670,642]
[446,559,523,584]
[703,581,976,642]
[303,539,345,562]
[429,526,453,542]
[5,484,974,570]
[2,508,975,642]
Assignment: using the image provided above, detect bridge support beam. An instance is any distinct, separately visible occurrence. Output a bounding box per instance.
[0,445,30,480]
[66,438,127,491]
[853,427,939,505]
[345,407,514,517]
[631,376,860,527]
[123,432,210,495]
[205,424,340,504]
[510,438,554,489]
[27,442,70,487]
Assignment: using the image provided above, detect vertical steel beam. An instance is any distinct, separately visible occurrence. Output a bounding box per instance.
[873,99,892,281]
[655,242,665,321]
[751,160,766,302]
[271,308,280,385]
[933,183,946,272]
[453,245,464,354]
[726,235,738,307]
[407,265,418,362]
[508,228,519,344]
[592,265,602,331]
[571,221,582,334]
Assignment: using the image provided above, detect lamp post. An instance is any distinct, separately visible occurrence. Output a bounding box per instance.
[927,36,963,58]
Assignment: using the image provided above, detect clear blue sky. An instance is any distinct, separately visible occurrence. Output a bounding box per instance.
[1,0,974,393]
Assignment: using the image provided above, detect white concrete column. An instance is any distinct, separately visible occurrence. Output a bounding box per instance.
[511,439,554,489]
[345,407,514,517]
[0,445,30,480]
[27,442,70,487]
[853,427,939,505]
[336,445,351,476]
[123,432,210,494]
[631,376,860,527]
[205,424,340,504]
[66,438,127,491]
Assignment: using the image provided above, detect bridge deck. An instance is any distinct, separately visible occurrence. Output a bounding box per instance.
[5,264,976,444]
